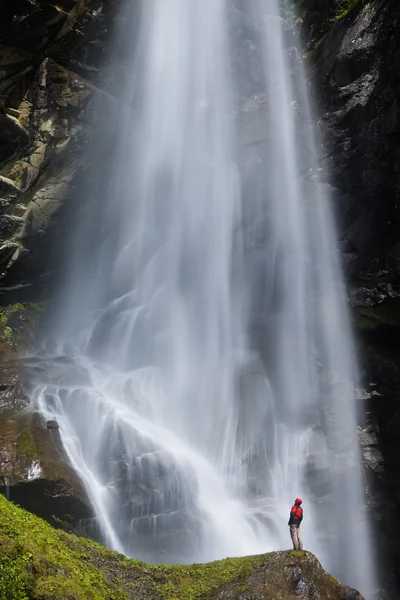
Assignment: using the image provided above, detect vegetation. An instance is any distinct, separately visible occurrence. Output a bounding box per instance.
[0,300,46,348]
[0,493,131,600]
[0,303,24,341]
[334,0,361,21]
[0,494,356,600]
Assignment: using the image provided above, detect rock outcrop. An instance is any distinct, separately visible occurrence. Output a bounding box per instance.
[293,0,400,594]
[0,0,124,291]
[0,493,364,600]
[0,354,93,533]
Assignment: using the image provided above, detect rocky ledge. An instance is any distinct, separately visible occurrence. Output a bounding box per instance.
[0,493,363,600]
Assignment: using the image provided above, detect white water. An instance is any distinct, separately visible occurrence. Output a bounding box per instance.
[29,0,376,596]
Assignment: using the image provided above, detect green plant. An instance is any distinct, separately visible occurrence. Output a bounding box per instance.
[334,0,361,21]
[0,554,29,600]
[0,303,24,341]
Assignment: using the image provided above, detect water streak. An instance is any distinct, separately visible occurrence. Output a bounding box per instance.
[29,1,376,596]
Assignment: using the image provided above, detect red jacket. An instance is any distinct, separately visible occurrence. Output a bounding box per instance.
[288,504,303,526]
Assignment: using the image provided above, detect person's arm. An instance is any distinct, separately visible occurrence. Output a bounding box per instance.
[288,511,294,526]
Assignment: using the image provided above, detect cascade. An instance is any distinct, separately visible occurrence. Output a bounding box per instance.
[29,1,376,596]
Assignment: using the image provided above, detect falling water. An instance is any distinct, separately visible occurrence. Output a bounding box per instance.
[28,0,376,596]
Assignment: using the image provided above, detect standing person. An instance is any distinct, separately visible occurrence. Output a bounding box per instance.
[288,497,303,550]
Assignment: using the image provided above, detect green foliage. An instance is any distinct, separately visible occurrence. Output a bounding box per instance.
[0,301,47,345]
[335,0,361,21]
[0,303,24,341]
[0,495,129,600]
[154,558,258,600]
[0,554,29,600]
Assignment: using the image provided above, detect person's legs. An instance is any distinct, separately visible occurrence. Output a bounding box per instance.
[297,526,303,550]
[290,525,299,550]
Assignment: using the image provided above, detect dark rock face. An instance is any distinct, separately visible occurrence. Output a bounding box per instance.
[293,0,400,595]
[0,0,124,293]
[0,359,93,532]
[0,1,114,532]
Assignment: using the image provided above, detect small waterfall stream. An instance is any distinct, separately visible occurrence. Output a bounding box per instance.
[29,1,376,596]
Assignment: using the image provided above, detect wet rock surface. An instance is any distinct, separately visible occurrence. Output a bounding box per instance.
[293,0,400,595]
[0,0,124,292]
[0,358,93,532]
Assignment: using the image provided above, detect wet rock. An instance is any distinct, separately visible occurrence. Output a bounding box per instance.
[0,59,96,285]
[359,424,380,448]
[46,419,59,430]
[0,0,126,292]
[0,215,24,238]
[0,0,119,104]
[0,112,30,163]
[292,1,400,594]
[0,357,92,532]
[362,446,385,473]
[0,176,21,197]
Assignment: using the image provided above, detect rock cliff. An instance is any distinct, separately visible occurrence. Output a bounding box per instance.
[0,493,364,600]
[294,0,400,593]
[0,0,399,598]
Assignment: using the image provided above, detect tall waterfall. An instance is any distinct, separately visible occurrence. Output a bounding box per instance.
[29,0,376,596]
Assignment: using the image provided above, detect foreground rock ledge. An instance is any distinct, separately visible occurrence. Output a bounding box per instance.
[0,495,362,600]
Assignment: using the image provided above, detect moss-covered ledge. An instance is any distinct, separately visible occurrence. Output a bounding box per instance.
[0,494,363,600]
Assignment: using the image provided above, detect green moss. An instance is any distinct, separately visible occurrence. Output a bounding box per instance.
[153,556,262,600]
[0,494,130,600]
[335,0,361,21]
[290,550,306,558]
[0,494,355,600]
[0,554,29,600]
[0,302,25,342]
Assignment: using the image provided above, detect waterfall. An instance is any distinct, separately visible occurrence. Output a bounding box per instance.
[29,0,376,596]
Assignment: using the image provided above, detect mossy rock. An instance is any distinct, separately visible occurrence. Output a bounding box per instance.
[0,494,364,600]
[0,319,93,532]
